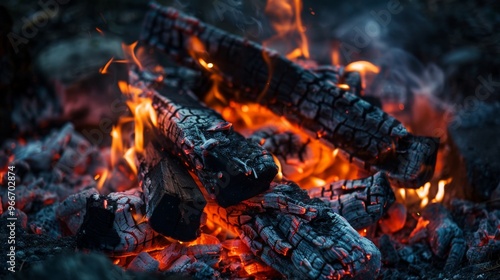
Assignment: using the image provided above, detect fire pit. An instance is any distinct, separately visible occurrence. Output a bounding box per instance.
[1,0,499,279]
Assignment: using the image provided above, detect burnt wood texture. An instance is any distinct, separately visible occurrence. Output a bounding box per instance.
[140,4,438,189]
[139,139,206,241]
[205,182,382,279]
[308,172,395,230]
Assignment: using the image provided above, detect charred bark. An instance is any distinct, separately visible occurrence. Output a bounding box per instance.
[308,172,395,230]
[139,139,206,242]
[205,182,381,279]
[140,4,438,188]
[76,189,168,256]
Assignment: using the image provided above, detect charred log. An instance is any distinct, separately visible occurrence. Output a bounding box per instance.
[205,182,381,279]
[130,71,278,207]
[307,172,395,230]
[140,4,438,188]
[139,140,206,242]
[76,189,168,256]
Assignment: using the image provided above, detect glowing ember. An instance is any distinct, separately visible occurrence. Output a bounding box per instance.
[331,46,340,67]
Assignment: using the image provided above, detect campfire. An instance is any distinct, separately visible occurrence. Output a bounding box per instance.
[1,1,499,279]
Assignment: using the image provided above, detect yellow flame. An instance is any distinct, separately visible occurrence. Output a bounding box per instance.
[432,178,452,203]
[416,182,431,208]
[310,177,326,188]
[123,147,137,175]
[398,189,406,200]
[338,84,350,91]
[272,154,284,182]
[344,61,380,74]
[110,126,123,167]
[344,61,380,91]
[134,101,157,154]
[96,170,108,191]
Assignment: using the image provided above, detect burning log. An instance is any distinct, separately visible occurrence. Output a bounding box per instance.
[205,182,381,279]
[76,188,168,256]
[409,203,466,270]
[307,172,395,230]
[130,71,278,207]
[139,4,438,188]
[139,140,207,241]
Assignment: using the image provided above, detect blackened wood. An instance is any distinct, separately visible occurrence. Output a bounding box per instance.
[446,102,500,202]
[307,172,395,230]
[130,71,278,207]
[140,140,206,242]
[249,127,311,165]
[205,182,381,279]
[76,193,120,252]
[140,5,438,188]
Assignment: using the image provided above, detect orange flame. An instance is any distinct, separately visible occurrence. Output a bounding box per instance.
[217,102,358,188]
[133,101,157,154]
[265,0,310,60]
[331,45,340,67]
[344,61,380,92]
[97,41,157,191]
[397,178,452,209]
[110,126,124,167]
[122,41,143,71]
[95,169,109,191]
[99,57,114,74]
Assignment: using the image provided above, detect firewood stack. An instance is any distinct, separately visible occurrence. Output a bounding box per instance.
[140,3,439,189]
[56,3,441,279]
